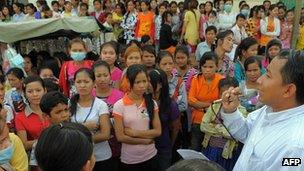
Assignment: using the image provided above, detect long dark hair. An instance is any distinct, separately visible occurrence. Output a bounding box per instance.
[35,123,93,171]
[69,68,95,116]
[266,39,282,62]
[149,69,171,115]
[127,64,154,128]
[162,11,172,25]
[233,37,258,62]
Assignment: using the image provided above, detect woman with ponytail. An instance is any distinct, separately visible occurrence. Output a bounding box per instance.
[70,68,112,171]
[113,64,161,171]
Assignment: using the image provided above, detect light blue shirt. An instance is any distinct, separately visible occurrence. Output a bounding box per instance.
[222,105,304,171]
[12,13,25,22]
[168,75,188,112]
[195,41,211,61]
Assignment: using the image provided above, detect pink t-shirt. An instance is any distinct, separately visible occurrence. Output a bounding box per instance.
[113,95,158,164]
[111,67,123,81]
[92,88,124,114]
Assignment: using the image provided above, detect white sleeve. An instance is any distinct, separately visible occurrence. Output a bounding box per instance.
[221,107,262,143]
[4,105,13,123]
[97,99,109,116]
[260,18,280,36]
[267,146,304,171]
[274,18,281,37]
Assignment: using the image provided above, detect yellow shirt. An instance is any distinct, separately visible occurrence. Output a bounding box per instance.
[297,25,304,50]
[184,10,200,46]
[112,12,123,23]
[9,133,28,171]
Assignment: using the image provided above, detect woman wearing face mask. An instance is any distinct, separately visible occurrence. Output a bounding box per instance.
[217,0,236,32]
[240,3,250,19]
[216,0,225,14]
[0,115,28,171]
[59,38,94,98]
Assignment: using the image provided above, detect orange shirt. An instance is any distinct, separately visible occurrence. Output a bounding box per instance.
[135,11,155,40]
[119,74,130,93]
[260,18,275,46]
[188,73,223,124]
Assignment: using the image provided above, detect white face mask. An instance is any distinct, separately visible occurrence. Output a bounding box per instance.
[70,52,87,61]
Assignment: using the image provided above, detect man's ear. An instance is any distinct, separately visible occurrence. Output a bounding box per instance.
[283,83,297,99]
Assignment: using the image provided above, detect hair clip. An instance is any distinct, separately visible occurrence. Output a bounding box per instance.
[58,123,64,129]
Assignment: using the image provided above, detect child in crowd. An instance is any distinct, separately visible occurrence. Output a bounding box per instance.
[201,77,247,171]
[231,14,248,45]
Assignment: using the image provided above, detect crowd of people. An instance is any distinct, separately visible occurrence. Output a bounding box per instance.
[0,0,304,171]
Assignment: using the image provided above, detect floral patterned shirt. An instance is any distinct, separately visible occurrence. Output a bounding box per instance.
[218,56,234,78]
[121,12,137,43]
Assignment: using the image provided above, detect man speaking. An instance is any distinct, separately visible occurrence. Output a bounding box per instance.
[220,50,304,171]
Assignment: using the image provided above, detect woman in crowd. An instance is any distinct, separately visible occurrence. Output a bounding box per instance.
[261,38,282,68]
[135,0,155,42]
[15,76,50,151]
[188,52,223,152]
[180,0,200,53]
[12,3,25,22]
[121,0,137,44]
[119,45,142,93]
[70,68,112,170]
[99,41,122,88]
[91,0,106,24]
[113,64,161,171]
[246,5,264,44]
[260,4,280,54]
[199,1,213,41]
[1,5,12,22]
[241,56,263,112]
[280,9,294,49]
[141,45,156,71]
[159,11,178,54]
[4,68,26,112]
[214,30,235,77]
[149,69,180,171]
[233,37,259,83]
[59,38,94,97]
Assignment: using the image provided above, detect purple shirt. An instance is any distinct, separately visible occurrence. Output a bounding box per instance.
[155,100,180,153]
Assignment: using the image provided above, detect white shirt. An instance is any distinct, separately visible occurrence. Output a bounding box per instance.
[260,17,281,37]
[221,105,304,171]
[217,11,236,31]
[71,97,112,161]
[231,24,248,45]
[195,41,211,61]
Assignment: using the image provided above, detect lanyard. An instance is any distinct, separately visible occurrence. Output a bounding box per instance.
[74,98,95,123]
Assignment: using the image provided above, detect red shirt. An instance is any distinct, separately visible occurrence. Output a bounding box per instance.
[15,106,50,141]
